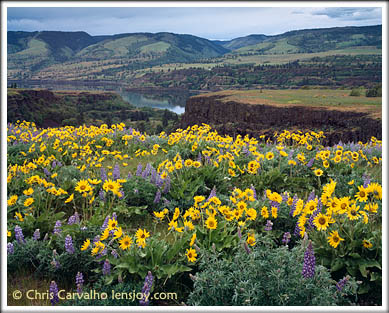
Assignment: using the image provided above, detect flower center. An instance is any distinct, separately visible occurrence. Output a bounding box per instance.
[333,236,339,243]
[319,217,326,225]
[359,191,366,197]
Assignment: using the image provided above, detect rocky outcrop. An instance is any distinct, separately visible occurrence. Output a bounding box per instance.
[181,95,381,145]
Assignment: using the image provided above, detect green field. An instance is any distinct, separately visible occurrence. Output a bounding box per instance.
[198,88,382,119]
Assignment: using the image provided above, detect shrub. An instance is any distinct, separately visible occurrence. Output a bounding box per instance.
[349,89,361,97]
[366,84,382,97]
[187,240,358,306]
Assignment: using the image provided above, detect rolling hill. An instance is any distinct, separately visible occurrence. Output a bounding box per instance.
[7,25,382,83]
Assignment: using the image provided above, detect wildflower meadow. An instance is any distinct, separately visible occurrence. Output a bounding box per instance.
[6,121,382,306]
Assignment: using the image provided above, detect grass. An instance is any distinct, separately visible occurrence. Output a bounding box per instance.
[200,88,381,106]
[8,269,58,306]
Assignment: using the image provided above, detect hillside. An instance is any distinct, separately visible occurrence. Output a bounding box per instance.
[7,31,228,79]
[229,25,381,55]
[7,25,382,85]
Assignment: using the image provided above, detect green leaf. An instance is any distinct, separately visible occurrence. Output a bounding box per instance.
[331,259,344,272]
[370,272,381,282]
[349,252,361,259]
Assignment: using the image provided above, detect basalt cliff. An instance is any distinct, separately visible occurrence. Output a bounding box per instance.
[181,94,381,145]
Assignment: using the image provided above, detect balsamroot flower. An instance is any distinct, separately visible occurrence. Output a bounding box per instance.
[302,241,316,278]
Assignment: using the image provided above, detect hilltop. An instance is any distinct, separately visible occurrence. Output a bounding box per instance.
[7,25,382,88]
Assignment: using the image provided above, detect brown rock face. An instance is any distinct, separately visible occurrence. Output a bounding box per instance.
[181,95,382,145]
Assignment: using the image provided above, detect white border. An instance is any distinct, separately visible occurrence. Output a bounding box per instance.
[1,1,387,313]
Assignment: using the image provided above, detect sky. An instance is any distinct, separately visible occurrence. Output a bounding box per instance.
[6,6,382,40]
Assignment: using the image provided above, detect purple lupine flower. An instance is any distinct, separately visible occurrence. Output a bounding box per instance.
[363,173,371,188]
[14,225,25,244]
[93,235,101,244]
[162,176,171,194]
[67,215,76,225]
[76,272,84,294]
[155,175,164,188]
[306,157,315,168]
[33,229,40,241]
[302,241,316,278]
[153,190,161,204]
[100,168,107,182]
[243,242,252,254]
[56,161,62,167]
[101,216,110,231]
[293,222,301,237]
[49,281,59,306]
[336,276,350,292]
[142,163,152,179]
[127,171,132,179]
[113,164,121,180]
[282,192,288,203]
[65,235,75,254]
[99,189,105,201]
[206,186,217,201]
[150,169,157,184]
[139,271,154,306]
[53,220,62,234]
[7,242,14,255]
[282,232,291,245]
[111,249,119,258]
[51,160,57,169]
[250,184,257,200]
[102,259,111,275]
[197,152,202,162]
[289,194,299,217]
[51,258,61,269]
[237,227,242,240]
[270,201,280,209]
[287,149,294,160]
[67,212,80,225]
[112,212,117,221]
[307,190,316,201]
[136,163,143,176]
[264,220,273,231]
[44,168,51,177]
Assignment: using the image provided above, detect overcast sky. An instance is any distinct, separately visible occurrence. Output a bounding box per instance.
[7,6,382,40]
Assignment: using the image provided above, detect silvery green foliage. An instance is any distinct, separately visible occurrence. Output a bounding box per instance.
[187,241,358,306]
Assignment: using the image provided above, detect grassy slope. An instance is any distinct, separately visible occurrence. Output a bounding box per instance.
[195,89,382,119]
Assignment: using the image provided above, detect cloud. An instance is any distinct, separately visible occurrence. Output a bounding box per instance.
[312,7,381,21]
[6,7,382,40]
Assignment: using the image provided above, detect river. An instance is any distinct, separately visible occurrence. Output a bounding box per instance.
[10,81,194,115]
